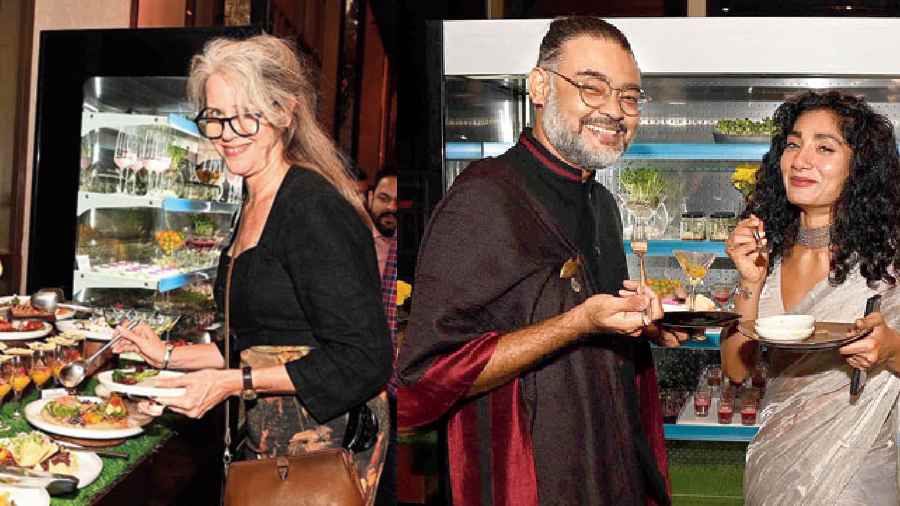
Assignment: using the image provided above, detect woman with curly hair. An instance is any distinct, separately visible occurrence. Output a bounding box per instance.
[722,90,900,504]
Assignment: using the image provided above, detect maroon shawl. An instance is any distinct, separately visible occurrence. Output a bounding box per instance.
[397,151,669,506]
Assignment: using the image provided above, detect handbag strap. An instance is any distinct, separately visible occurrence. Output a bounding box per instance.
[222,257,236,475]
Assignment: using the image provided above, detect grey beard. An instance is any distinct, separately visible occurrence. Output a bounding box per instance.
[541,87,625,170]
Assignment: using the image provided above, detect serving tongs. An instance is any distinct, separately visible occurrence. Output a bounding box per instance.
[59,320,141,389]
[0,465,78,495]
[850,294,881,396]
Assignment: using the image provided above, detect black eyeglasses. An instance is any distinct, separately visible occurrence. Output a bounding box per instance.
[542,68,650,117]
[194,109,263,140]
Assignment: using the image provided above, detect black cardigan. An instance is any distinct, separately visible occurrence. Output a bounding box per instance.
[214,167,391,423]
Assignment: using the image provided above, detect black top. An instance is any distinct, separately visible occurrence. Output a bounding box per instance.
[214,167,392,423]
[508,130,667,502]
[509,130,623,294]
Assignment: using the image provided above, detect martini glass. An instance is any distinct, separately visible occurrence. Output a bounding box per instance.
[673,250,716,312]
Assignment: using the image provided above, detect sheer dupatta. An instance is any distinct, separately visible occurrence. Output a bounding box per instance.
[744,263,900,505]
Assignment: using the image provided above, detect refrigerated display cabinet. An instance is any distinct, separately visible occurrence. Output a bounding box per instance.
[428,17,900,446]
[29,27,258,333]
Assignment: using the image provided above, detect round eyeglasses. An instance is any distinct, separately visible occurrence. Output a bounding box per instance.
[194,109,263,140]
[542,68,650,117]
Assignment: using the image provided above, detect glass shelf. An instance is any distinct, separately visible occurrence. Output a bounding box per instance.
[446,142,769,161]
[73,266,217,294]
[664,423,757,442]
[624,240,726,257]
[77,192,239,216]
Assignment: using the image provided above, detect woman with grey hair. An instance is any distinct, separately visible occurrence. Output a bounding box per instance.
[113,34,392,503]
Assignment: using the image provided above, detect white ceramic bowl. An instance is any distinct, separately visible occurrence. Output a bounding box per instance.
[755,314,815,332]
[754,325,814,341]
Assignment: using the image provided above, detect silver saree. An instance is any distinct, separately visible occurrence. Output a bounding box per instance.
[744,263,900,505]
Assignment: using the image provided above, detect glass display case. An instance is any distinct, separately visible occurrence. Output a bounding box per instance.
[29,28,257,339]
[74,76,238,298]
[72,76,239,332]
[431,18,900,445]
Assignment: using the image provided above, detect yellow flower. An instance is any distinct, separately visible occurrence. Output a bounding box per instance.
[731,164,760,197]
[397,280,412,306]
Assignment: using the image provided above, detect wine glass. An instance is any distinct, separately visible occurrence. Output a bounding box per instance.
[56,340,82,394]
[80,131,97,190]
[673,250,716,312]
[47,342,64,387]
[9,353,32,419]
[151,131,172,197]
[712,282,737,311]
[0,358,13,431]
[30,348,53,394]
[114,130,137,194]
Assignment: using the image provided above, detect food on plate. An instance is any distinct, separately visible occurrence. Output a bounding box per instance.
[112,367,160,386]
[691,294,717,311]
[3,299,73,320]
[0,491,15,506]
[60,318,111,335]
[646,278,682,298]
[26,342,56,352]
[42,395,130,429]
[0,320,44,333]
[9,304,50,319]
[714,117,777,137]
[3,348,33,357]
[155,230,184,256]
[0,431,80,477]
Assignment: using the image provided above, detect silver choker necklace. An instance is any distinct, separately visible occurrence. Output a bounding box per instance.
[797,224,831,249]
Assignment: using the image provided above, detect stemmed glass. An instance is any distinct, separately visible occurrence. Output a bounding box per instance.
[114,130,138,194]
[673,250,716,312]
[712,282,737,311]
[80,131,96,190]
[141,130,169,196]
[0,357,13,431]
[9,353,32,419]
[29,348,53,394]
[56,340,82,394]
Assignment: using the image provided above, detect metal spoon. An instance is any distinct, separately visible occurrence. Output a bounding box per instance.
[59,320,141,389]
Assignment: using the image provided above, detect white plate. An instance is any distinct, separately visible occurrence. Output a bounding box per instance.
[0,322,52,341]
[54,320,114,341]
[53,308,75,321]
[0,295,74,320]
[69,451,102,489]
[97,370,186,398]
[31,450,102,489]
[0,483,49,505]
[24,397,144,440]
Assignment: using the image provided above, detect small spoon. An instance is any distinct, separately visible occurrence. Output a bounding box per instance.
[59,320,140,389]
[751,229,763,252]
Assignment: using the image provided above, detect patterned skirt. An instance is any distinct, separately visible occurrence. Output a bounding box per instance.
[239,346,389,506]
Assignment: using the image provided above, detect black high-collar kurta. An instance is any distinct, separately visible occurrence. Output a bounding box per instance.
[398,132,669,506]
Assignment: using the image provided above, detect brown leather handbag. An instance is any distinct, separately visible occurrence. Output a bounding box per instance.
[220,258,366,506]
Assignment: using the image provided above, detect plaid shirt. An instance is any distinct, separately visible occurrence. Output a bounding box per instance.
[380,237,398,363]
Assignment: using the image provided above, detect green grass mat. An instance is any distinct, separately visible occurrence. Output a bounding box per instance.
[671,463,744,506]
[0,380,174,506]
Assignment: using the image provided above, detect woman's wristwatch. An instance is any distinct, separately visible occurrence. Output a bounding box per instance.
[161,344,175,369]
[241,367,257,401]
